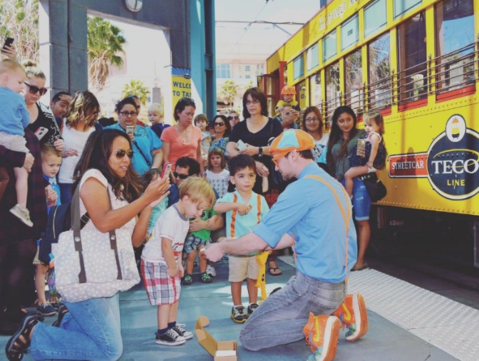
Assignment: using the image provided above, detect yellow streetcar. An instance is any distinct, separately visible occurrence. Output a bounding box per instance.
[259,0,479,268]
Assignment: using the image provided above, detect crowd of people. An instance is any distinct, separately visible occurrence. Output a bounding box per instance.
[1,51,383,361]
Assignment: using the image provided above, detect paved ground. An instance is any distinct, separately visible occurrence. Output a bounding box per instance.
[0,256,463,361]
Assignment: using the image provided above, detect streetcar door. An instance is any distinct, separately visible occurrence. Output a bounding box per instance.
[258,73,278,118]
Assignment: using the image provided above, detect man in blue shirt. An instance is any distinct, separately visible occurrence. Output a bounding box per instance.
[205,129,368,359]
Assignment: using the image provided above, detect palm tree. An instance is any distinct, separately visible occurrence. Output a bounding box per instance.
[87,17,126,91]
[0,0,39,62]
[121,79,150,105]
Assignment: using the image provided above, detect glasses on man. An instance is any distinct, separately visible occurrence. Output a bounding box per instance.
[120,111,138,117]
[305,117,320,123]
[229,116,239,120]
[115,149,134,159]
[24,82,47,96]
[245,99,260,105]
[173,172,188,180]
[214,122,225,127]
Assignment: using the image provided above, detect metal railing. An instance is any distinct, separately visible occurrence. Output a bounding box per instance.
[316,41,478,118]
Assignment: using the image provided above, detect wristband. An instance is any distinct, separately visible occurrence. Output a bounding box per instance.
[258,146,263,157]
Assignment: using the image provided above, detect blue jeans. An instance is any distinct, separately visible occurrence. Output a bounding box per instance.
[30,294,123,360]
[240,272,346,351]
[58,183,73,205]
[341,178,371,221]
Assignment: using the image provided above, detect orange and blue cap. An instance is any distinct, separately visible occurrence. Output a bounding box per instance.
[270,129,315,165]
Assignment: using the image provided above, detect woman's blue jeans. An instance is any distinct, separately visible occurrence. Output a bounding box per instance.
[240,272,346,351]
[30,293,123,361]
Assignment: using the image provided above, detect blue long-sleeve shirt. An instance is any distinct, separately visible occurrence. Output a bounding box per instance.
[0,87,30,136]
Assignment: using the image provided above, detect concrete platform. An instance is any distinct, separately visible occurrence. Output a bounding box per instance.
[0,258,459,361]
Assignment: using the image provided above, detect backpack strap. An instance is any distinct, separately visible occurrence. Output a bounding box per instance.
[305,175,352,282]
[231,193,238,237]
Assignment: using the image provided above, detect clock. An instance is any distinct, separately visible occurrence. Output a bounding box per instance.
[124,0,143,13]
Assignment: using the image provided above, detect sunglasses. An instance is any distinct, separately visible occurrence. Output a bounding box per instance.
[229,116,239,120]
[214,122,225,126]
[115,149,134,159]
[24,82,47,96]
[173,172,188,180]
[119,111,138,117]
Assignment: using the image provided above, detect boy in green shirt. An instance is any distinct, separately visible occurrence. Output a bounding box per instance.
[182,207,219,284]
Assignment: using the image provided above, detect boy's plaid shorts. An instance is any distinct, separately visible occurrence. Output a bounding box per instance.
[141,260,181,305]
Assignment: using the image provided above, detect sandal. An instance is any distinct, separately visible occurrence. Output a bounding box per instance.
[351,261,369,272]
[5,315,42,361]
[268,261,282,276]
[52,304,69,327]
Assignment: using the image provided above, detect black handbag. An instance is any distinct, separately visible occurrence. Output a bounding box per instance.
[358,173,387,202]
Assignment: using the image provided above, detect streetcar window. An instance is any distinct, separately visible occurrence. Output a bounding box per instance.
[394,0,422,19]
[216,63,231,78]
[325,62,340,119]
[344,49,363,115]
[364,0,387,38]
[397,12,427,104]
[435,0,475,95]
[323,30,337,62]
[341,14,359,51]
[310,72,322,109]
[368,33,391,110]
[294,54,304,80]
[307,43,319,72]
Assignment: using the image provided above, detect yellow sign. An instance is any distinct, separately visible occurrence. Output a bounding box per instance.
[171,67,192,109]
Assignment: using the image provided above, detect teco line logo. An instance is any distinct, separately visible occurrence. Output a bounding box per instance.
[427,115,479,200]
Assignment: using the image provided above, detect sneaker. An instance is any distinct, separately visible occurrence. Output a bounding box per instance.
[333,293,368,342]
[304,315,340,361]
[182,274,193,286]
[230,306,247,324]
[50,301,63,311]
[9,204,33,227]
[172,324,193,340]
[247,303,259,315]
[206,264,216,277]
[155,328,186,346]
[201,272,212,283]
[36,302,56,317]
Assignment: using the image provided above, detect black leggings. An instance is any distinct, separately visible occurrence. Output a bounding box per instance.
[0,238,36,312]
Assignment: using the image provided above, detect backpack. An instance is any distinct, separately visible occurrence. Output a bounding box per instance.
[38,203,89,265]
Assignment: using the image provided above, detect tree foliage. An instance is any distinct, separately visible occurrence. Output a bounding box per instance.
[0,0,39,62]
[87,17,126,91]
[121,79,150,105]
[220,80,238,106]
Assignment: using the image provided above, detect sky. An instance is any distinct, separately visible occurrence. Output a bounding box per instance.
[215,0,323,61]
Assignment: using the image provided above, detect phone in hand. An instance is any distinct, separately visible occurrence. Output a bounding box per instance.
[236,139,247,151]
[161,162,172,179]
[126,125,135,135]
[2,37,14,52]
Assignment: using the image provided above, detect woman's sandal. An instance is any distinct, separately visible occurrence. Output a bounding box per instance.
[5,315,42,361]
[268,261,283,276]
[52,305,69,328]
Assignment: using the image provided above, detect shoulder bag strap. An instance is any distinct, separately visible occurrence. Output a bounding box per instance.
[132,140,152,168]
[305,175,352,282]
[72,184,123,284]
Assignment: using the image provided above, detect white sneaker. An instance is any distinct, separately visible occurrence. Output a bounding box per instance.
[10,204,33,227]
[206,264,216,277]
